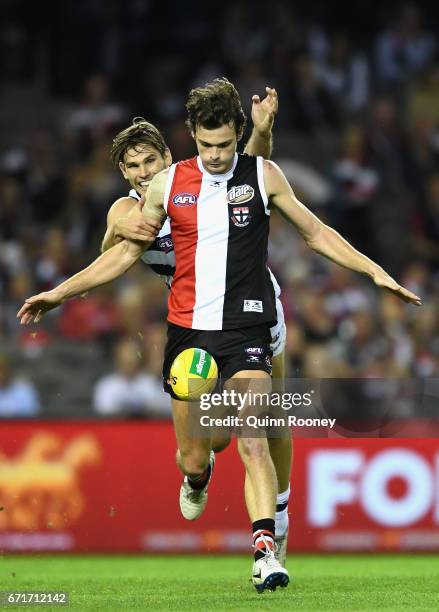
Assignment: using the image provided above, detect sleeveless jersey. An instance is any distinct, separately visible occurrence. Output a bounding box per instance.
[163,153,277,330]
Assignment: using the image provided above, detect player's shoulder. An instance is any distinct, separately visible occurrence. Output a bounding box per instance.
[107,196,135,220]
[262,158,279,172]
[262,159,282,180]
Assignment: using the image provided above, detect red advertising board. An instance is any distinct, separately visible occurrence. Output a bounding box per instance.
[0,421,438,552]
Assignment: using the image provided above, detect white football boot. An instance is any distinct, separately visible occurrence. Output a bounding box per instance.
[252,537,290,593]
[179,450,215,520]
[274,525,288,567]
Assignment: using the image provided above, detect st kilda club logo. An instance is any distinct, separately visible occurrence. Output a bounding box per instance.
[231,206,251,227]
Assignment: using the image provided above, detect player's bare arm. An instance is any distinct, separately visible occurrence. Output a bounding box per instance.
[17,238,149,325]
[264,160,422,306]
[141,168,168,223]
[101,196,161,253]
[244,87,278,159]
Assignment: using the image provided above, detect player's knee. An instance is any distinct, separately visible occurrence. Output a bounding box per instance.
[179,447,210,476]
[237,437,270,463]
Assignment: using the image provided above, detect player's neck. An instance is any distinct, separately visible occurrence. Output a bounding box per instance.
[197,153,238,177]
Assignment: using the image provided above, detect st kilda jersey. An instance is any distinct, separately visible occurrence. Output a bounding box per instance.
[130,176,281,326]
[163,153,277,330]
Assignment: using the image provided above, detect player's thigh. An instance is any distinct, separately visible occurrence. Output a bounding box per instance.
[225,368,272,397]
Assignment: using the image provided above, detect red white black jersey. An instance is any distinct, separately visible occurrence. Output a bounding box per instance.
[129,184,281,325]
[163,153,277,330]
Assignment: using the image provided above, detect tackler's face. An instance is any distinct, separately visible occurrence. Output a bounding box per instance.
[119,144,171,195]
[193,123,242,175]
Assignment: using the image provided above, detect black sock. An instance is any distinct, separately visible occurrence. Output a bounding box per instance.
[187,464,211,490]
[252,518,275,561]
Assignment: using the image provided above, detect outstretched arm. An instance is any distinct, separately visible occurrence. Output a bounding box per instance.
[244,87,278,159]
[17,239,147,324]
[18,169,169,324]
[101,196,161,253]
[264,160,421,305]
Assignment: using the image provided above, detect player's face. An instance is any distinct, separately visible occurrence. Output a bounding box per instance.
[193,123,241,175]
[119,145,170,195]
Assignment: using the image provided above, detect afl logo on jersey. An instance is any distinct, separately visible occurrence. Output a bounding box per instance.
[173,193,198,207]
[227,184,254,204]
[231,206,251,227]
[157,236,174,253]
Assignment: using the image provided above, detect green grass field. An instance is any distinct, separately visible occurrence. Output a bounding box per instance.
[0,554,438,611]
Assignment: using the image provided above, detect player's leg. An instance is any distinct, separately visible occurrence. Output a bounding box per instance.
[172,397,212,477]
[233,373,277,520]
[228,369,289,592]
[163,324,215,520]
[269,347,292,566]
[267,300,292,493]
[172,397,215,520]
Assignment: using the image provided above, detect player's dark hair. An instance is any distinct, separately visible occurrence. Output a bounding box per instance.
[185,77,247,136]
[110,117,168,166]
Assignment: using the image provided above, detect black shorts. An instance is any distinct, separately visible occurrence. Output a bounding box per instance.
[163,323,273,398]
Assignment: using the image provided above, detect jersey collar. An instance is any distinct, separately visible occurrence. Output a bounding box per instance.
[129,188,141,200]
[196,153,238,181]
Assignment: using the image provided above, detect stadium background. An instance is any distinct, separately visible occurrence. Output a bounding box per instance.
[0,0,438,558]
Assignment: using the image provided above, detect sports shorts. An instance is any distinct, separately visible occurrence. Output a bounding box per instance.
[163,322,273,399]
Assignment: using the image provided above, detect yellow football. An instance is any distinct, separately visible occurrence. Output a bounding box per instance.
[169,347,218,401]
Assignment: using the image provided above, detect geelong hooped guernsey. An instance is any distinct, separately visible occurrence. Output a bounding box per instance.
[164,153,277,330]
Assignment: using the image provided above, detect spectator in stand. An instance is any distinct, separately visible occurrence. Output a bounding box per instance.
[66,74,128,160]
[313,32,370,115]
[34,227,74,291]
[93,338,171,417]
[330,124,380,258]
[375,3,436,87]
[285,53,340,134]
[58,284,121,350]
[413,173,439,267]
[0,354,40,417]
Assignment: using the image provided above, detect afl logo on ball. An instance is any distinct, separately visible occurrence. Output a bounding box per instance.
[173,193,198,207]
[227,184,254,204]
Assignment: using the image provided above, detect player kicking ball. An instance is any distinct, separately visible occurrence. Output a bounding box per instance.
[18,79,420,593]
[101,91,291,570]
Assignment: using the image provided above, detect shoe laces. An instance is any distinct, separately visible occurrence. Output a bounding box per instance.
[253,534,279,563]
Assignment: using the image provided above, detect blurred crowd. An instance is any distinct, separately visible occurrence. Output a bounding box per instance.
[0,0,438,417]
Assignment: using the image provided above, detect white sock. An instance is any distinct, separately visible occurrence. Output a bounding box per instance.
[275,486,290,538]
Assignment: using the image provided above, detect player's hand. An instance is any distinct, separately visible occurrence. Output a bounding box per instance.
[373,269,422,305]
[114,199,160,242]
[251,87,278,137]
[17,290,64,325]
